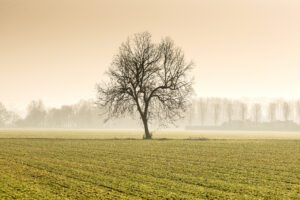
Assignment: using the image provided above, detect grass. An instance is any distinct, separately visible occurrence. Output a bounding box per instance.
[0,130,299,199]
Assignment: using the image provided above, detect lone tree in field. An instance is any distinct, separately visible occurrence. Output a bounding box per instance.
[97,32,193,139]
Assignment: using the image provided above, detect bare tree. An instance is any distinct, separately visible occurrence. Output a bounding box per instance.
[188,99,196,125]
[268,102,277,122]
[212,98,221,126]
[97,32,193,139]
[198,98,207,126]
[282,101,291,122]
[225,99,233,123]
[239,102,248,122]
[24,100,46,127]
[296,100,300,124]
[252,103,262,124]
[0,103,8,127]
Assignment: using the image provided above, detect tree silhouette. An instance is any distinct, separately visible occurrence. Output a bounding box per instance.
[268,102,277,122]
[0,103,8,127]
[239,102,248,122]
[212,98,221,126]
[282,101,292,122]
[97,32,193,139]
[24,100,46,127]
[198,98,207,126]
[252,103,262,124]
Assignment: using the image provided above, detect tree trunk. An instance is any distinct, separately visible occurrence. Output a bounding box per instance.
[142,116,152,139]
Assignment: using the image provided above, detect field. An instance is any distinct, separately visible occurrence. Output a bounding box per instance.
[0,130,299,199]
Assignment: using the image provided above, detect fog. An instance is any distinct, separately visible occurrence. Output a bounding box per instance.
[1,0,300,132]
[1,0,300,112]
[0,98,300,132]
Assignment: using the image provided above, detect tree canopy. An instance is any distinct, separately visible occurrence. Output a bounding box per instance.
[97,32,193,139]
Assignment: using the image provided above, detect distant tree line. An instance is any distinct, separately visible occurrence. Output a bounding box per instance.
[1,97,300,130]
[187,98,300,127]
[0,99,142,129]
[0,100,103,128]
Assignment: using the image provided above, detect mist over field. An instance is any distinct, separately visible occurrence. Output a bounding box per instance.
[1,97,300,133]
[1,0,300,199]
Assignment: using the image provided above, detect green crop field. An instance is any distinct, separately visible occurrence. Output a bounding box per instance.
[0,130,299,199]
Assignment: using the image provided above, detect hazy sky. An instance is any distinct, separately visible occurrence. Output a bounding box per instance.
[1,0,300,112]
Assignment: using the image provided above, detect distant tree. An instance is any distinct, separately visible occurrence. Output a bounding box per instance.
[252,103,262,124]
[239,102,248,122]
[73,100,99,128]
[61,105,75,128]
[0,103,8,127]
[282,101,292,122]
[97,32,193,139]
[212,99,221,126]
[198,98,207,126]
[47,108,63,128]
[24,100,46,127]
[268,102,277,122]
[188,99,196,125]
[47,105,74,128]
[225,99,233,123]
[6,111,21,127]
[296,100,300,124]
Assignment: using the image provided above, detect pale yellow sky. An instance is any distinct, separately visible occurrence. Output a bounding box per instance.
[1,0,300,112]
